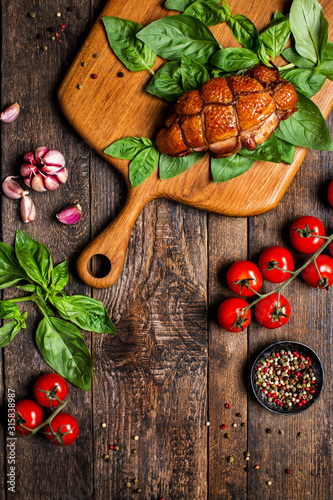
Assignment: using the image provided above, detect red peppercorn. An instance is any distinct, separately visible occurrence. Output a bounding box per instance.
[91,74,98,79]
[220,424,227,429]
[298,402,303,407]
[292,351,297,356]
[275,353,280,358]
[302,399,307,404]
[266,363,271,367]
[297,372,302,377]
[109,445,114,450]
[267,392,271,397]
[285,469,291,474]
[310,389,316,394]
[305,356,310,361]
[225,403,230,409]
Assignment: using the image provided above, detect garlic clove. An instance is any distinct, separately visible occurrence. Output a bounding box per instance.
[31,173,47,192]
[2,176,28,199]
[56,204,82,225]
[0,102,20,123]
[21,163,39,178]
[44,175,60,191]
[40,165,63,175]
[42,149,66,168]
[55,167,68,184]
[23,151,38,165]
[20,195,36,223]
[35,146,49,163]
[23,176,32,188]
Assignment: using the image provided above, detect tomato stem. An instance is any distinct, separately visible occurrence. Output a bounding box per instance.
[242,233,333,314]
[25,399,67,439]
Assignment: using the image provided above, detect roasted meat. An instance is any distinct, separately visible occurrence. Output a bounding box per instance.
[156,65,298,158]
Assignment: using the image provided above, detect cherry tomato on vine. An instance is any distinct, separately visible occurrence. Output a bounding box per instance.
[217,297,251,332]
[34,373,68,408]
[302,255,333,289]
[290,216,325,254]
[43,412,79,446]
[328,180,333,207]
[226,261,263,296]
[15,399,44,436]
[258,246,294,283]
[255,293,291,329]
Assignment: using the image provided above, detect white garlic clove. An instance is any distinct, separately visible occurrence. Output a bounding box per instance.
[20,195,36,223]
[56,204,82,225]
[44,175,60,191]
[35,146,49,163]
[31,173,47,192]
[0,103,20,123]
[40,165,63,175]
[42,149,65,168]
[55,167,68,184]
[21,163,39,178]
[2,176,28,199]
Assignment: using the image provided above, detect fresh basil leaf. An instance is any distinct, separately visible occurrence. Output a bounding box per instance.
[181,55,210,91]
[102,17,156,73]
[257,42,271,66]
[282,47,316,69]
[137,15,220,64]
[129,147,159,187]
[164,0,196,10]
[276,91,333,151]
[34,287,55,318]
[211,154,254,183]
[279,67,326,98]
[0,321,21,348]
[36,316,92,391]
[159,151,205,180]
[239,134,282,163]
[183,0,230,26]
[0,242,30,289]
[319,42,333,80]
[15,230,52,289]
[290,0,328,65]
[210,47,259,72]
[51,261,69,292]
[146,61,184,102]
[104,137,152,159]
[227,15,259,52]
[276,137,296,164]
[50,294,116,335]
[259,11,290,59]
[16,284,36,292]
[0,301,22,320]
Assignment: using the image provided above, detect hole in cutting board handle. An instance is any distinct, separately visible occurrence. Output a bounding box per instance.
[88,254,111,279]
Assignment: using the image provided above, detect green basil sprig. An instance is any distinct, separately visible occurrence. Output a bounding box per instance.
[164,0,196,10]
[104,137,160,187]
[102,17,156,74]
[276,138,296,165]
[183,0,230,26]
[227,15,259,52]
[276,91,333,151]
[0,230,116,391]
[211,154,254,183]
[259,11,290,60]
[181,55,210,91]
[239,134,282,163]
[136,14,220,64]
[159,151,205,180]
[146,61,184,102]
[283,43,333,81]
[210,47,259,72]
[279,67,326,98]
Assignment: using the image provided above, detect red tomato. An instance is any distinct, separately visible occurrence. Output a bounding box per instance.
[226,261,263,296]
[34,373,68,408]
[302,255,333,289]
[290,216,325,254]
[44,412,79,446]
[15,399,44,436]
[217,297,251,332]
[329,241,333,259]
[328,180,333,207]
[255,293,291,329]
[259,246,295,283]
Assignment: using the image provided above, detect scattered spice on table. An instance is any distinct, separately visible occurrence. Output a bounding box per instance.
[56,12,61,17]
[220,424,227,430]
[103,454,110,462]
[241,422,246,427]
[133,435,139,441]
[227,456,234,463]
[91,73,98,79]
[285,468,291,474]
[93,53,99,58]
[41,45,48,52]
[224,433,230,439]
[298,432,303,437]
[101,422,107,428]
[267,481,272,486]
[133,478,139,484]
[235,412,242,417]
[132,449,137,454]
[109,444,114,450]
[254,464,260,470]
[117,71,124,77]
[266,428,272,434]
[77,84,82,89]
[206,421,210,426]
[29,12,36,18]
[232,423,237,428]
[225,403,230,409]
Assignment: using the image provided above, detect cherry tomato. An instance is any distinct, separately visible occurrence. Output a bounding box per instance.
[34,373,68,408]
[328,180,333,207]
[15,399,44,436]
[290,216,325,254]
[259,246,294,283]
[217,297,251,332]
[43,412,79,446]
[302,255,333,289]
[226,261,263,296]
[255,293,291,329]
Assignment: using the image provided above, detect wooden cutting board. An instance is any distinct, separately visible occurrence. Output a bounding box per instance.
[58,0,333,289]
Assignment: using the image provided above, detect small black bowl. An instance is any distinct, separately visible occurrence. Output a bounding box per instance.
[251,341,324,415]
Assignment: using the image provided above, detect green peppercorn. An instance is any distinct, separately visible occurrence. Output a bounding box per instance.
[297,432,303,438]
[224,433,230,439]
[126,482,131,488]
[134,478,139,484]
[227,456,234,463]
[279,429,284,435]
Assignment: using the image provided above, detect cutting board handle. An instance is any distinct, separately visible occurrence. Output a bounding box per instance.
[77,188,150,288]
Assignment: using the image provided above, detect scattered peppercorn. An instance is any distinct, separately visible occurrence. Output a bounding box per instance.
[91,74,98,79]
[235,412,242,417]
[232,423,237,428]
[225,403,230,409]
[132,449,137,454]
[245,452,250,457]
[206,421,210,426]
[241,422,246,427]
[285,469,291,474]
[266,428,272,434]
[279,429,284,435]
[29,12,36,18]
[297,432,303,438]
[133,435,139,441]
[103,454,109,461]
[101,422,107,428]
[254,465,260,470]
[220,424,227,430]
[81,62,87,67]
[77,84,83,89]
[224,433,230,439]
[137,489,142,493]
[56,12,61,17]
[117,71,124,77]
[109,445,114,450]
[41,45,48,52]
[125,482,131,488]
[51,36,56,41]
[133,478,139,484]
[114,445,119,451]
[267,481,272,486]
[93,53,99,58]
[227,456,234,463]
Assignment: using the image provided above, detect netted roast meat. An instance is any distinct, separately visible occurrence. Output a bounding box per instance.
[156,64,298,158]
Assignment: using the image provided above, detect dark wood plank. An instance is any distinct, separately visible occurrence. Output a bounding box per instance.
[1,1,93,498]
[247,112,333,500]
[208,216,248,499]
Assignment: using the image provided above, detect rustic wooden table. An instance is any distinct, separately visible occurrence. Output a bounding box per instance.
[1,1,332,499]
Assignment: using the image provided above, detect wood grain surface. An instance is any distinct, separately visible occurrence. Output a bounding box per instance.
[57,0,333,289]
[0,1,332,500]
